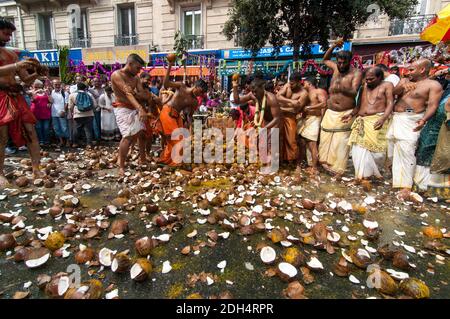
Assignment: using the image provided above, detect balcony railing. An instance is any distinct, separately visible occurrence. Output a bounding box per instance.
[185,34,204,50]
[6,39,19,48]
[389,14,435,36]
[69,36,91,48]
[114,34,139,46]
[36,39,58,50]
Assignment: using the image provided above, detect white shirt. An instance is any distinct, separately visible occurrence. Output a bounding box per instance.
[385,74,400,87]
[51,90,68,117]
[70,84,78,94]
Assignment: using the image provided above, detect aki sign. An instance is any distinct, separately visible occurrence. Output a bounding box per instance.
[29,49,83,67]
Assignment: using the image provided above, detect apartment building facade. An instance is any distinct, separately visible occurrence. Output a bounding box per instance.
[353,0,450,59]
[0,0,235,65]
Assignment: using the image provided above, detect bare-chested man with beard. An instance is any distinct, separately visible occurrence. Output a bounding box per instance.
[348,67,394,183]
[386,59,443,198]
[319,38,363,176]
[0,18,47,188]
[298,77,328,173]
[276,72,309,166]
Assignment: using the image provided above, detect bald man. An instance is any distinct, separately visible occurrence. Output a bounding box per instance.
[387,59,443,197]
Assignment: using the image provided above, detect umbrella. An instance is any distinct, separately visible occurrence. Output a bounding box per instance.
[420,4,450,44]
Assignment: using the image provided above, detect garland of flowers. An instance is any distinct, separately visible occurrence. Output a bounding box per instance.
[253,93,267,128]
[70,60,122,81]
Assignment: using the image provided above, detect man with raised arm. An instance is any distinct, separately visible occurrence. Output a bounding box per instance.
[276,72,309,166]
[319,39,363,176]
[387,58,443,198]
[111,53,148,176]
[158,58,208,167]
[0,18,47,187]
[348,67,394,183]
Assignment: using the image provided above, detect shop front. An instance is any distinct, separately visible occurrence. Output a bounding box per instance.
[29,48,83,77]
[148,49,221,82]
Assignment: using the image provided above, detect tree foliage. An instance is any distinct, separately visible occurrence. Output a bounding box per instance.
[223,0,419,60]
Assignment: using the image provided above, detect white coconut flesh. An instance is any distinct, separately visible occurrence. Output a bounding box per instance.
[363,220,379,229]
[111,258,119,272]
[57,276,70,296]
[278,262,297,278]
[260,246,276,264]
[25,253,50,268]
[130,263,144,280]
[162,261,172,274]
[327,232,341,242]
[99,248,114,267]
[307,257,324,269]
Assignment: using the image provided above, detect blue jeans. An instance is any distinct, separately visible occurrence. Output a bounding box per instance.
[93,110,101,140]
[35,119,51,145]
[52,117,69,139]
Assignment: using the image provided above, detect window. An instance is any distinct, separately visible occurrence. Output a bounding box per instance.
[116,5,137,45]
[415,0,428,15]
[70,9,90,48]
[119,6,136,36]
[182,8,201,36]
[182,7,203,49]
[37,14,55,49]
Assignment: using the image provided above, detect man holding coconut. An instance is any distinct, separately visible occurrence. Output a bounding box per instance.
[158,54,208,167]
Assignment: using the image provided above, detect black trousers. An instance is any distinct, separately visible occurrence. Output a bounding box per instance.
[74,116,94,145]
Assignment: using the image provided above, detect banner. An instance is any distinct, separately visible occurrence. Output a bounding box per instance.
[29,48,82,67]
[222,42,352,60]
[82,45,149,65]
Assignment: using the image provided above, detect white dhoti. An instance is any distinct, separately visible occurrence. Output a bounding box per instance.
[386,112,424,189]
[297,115,321,142]
[348,114,389,180]
[318,109,354,175]
[414,165,450,192]
[113,107,144,138]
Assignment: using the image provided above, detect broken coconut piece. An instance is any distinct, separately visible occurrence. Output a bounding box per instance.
[98,248,115,267]
[260,246,276,264]
[277,262,298,281]
[130,259,152,282]
[363,220,379,229]
[162,260,172,274]
[306,257,324,270]
[24,248,50,269]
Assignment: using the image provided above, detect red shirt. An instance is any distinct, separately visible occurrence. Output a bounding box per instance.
[31,93,51,120]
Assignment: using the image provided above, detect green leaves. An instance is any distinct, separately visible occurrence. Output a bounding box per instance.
[58,45,74,84]
[223,0,418,61]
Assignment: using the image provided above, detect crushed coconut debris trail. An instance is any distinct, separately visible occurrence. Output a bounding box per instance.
[0,145,448,299]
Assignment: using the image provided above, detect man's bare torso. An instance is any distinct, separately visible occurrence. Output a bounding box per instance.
[168,86,198,114]
[395,79,437,113]
[281,86,308,114]
[111,70,139,105]
[306,88,326,117]
[328,68,359,112]
[359,83,389,116]
[0,48,18,88]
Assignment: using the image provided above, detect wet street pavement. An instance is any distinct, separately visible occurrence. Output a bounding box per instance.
[0,145,448,299]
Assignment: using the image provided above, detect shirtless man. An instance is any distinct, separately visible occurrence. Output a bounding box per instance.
[387,59,443,197]
[234,77,281,172]
[0,18,47,187]
[299,77,328,173]
[111,54,148,176]
[348,67,394,182]
[276,72,309,165]
[319,38,363,176]
[137,72,162,158]
[158,59,208,167]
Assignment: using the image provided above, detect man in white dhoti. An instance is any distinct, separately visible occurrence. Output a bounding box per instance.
[387,59,443,198]
[111,54,148,176]
[348,67,394,183]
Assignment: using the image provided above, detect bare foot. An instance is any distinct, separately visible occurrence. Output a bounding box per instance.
[118,168,125,177]
[397,188,412,201]
[32,169,44,179]
[305,167,319,175]
[0,175,10,189]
